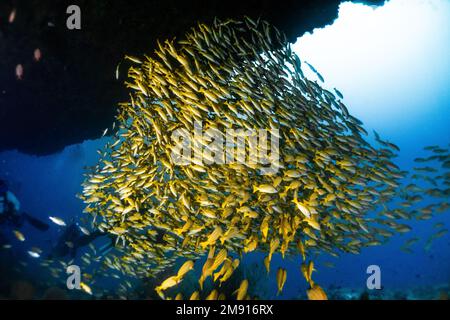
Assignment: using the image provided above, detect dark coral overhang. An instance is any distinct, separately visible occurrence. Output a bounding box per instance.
[0,0,385,155]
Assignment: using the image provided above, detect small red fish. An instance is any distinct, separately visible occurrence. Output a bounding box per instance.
[34,48,42,62]
[15,64,24,80]
[9,9,16,24]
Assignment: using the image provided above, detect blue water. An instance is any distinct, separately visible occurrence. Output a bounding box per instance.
[0,0,449,299]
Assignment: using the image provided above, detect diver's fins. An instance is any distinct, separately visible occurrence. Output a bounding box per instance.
[23,213,49,231]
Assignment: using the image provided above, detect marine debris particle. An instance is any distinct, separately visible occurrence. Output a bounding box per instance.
[15,64,24,80]
[79,17,449,299]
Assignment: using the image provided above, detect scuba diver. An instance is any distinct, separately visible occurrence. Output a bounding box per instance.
[48,222,169,259]
[0,179,49,233]
[48,222,113,259]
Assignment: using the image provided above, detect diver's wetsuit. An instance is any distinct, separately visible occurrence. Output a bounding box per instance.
[0,183,49,245]
[47,224,169,259]
[0,190,23,226]
[48,223,111,259]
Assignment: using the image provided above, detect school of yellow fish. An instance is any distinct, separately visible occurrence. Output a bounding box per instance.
[74,17,449,300]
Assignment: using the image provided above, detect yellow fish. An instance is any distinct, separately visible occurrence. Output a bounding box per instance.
[80,282,93,295]
[307,285,328,300]
[276,268,287,295]
[234,279,248,300]
[253,184,277,194]
[13,230,25,242]
[177,260,194,279]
